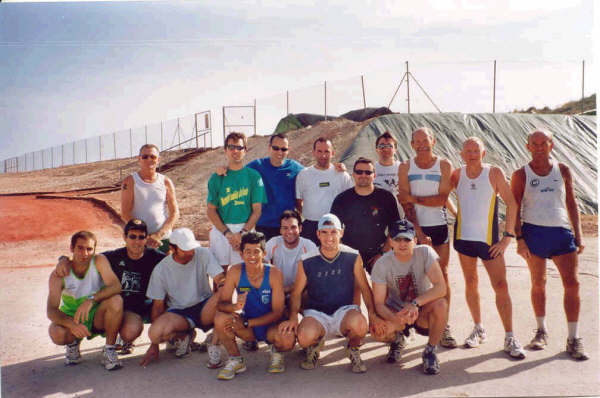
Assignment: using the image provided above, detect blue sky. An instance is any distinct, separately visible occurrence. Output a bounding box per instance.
[0,1,596,162]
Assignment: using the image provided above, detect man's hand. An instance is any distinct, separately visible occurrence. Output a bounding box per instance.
[53,256,71,278]
[278,317,298,335]
[224,313,246,333]
[234,291,248,311]
[368,313,387,337]
[147,234,162,249]
[575,237,585,254]
[68,322,91,339]
[416,230,432,246]
[216,166,228,176]
[489,236,511,258]
[74,299,94,324]
[398,303,419,325]
[139,343,160,367]
[334,162,347,173]
[516,239,531,260]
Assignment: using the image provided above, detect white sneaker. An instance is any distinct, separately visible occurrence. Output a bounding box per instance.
[504,336,526,359]
[65,339,81,365]
[206,344,224,369]
[174,331,194,358]
[217,357,247,380]
[464,325,487,348]
[101,345,122,370]
[268,345,285,373]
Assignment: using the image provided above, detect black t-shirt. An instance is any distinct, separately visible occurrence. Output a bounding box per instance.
[102,247,166,313]
[331,187,400,262]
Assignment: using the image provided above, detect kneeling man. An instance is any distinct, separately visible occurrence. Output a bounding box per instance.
[371,220,447,375]
[47,231,124,370]
[214,231,294,380]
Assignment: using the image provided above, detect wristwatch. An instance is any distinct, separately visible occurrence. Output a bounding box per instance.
[503,232,516,238]
[411,299,420,309]
[242,318,249,328]
[87,294,96,302]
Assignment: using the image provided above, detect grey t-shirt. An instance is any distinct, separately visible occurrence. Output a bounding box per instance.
[371,245,439,310]
[146,247,223,309]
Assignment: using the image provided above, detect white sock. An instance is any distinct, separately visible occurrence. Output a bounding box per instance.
[536,316,547,331]
[568,322,579,339]
[505,331,514,338]
[475,323,484,330]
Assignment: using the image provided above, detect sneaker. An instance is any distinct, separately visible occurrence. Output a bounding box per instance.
[529,329,548,350]
[242,340,258,351]
[504,336,526,359]
[386,333,404,363]
[422,347,440,375]
[300,336,325,370]
[346,344,367,373]
[206,344,224,369]
[217,357,247,380]
[65,339,82,365]
[464,325,487,348]
[192,333,210,353]
[440,325,458,349]
[268,345,285,373]
[101,345,122,371]
[174,331,194,358]
[566,337,589,361]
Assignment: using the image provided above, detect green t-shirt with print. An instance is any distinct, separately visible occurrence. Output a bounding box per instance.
[207,167,267,224]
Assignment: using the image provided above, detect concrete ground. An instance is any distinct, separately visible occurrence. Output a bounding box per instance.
[1,238,598,398]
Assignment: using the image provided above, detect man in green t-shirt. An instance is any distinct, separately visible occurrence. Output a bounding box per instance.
[207,132,267,273]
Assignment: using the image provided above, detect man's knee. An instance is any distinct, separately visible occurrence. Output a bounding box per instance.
[104,295,124,314]
[430,297,448,316]
[297,320,322,347]
[490,277,509,294]
[463,271,478,288]
[343,311,367,336]
[213,311,230,331]
[49,323,72,345]
[120,316,143,342]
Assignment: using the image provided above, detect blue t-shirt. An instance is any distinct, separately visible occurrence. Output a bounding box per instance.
[247,157,304,228]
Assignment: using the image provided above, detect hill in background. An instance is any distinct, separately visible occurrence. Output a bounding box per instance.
[513,94,596,115]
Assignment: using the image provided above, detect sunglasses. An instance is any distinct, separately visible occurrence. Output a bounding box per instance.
[271,145,289,152]
[354,169,374,175]
[377,143,394,149]
[227,144,245,151]
[393,237,412,242]
[141,154,158,160]
[127,234,147,240]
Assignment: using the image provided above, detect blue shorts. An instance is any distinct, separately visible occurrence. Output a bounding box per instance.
[522,223,577,259]
[454,239,494,261]
[252,324,271,342]
[167,298,211,331]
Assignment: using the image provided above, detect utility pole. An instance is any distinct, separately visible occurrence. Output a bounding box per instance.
[406,61,410,114]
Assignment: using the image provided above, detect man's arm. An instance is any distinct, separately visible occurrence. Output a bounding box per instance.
[217,265,243,313]
[398,258,446,323]
[353,256,385,335]
[152,176,180,241]
[489,166,516,258]
[150,299,166,322]
[244,203,262,231]
[120,175,134,223]
[510,168,531,259]
[397,161,431,245]
[372,282,397,322]
[47,273,91,339]
[403,159,453,207]
[279,260,307,334]
[295,199,303,216]
[560,163,584,253]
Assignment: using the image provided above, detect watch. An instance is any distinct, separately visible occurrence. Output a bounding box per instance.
[242,318,249,328]
[503,232,516,238]
[87,294,96,302]
[411,299,420,309]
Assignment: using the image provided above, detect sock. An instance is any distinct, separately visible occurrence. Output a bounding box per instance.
[505,331,514,338]
[568,322,579,339]
[105,344,116,350]
[475,323,484,330]
[536,316,547,331]
[424,343,436,353]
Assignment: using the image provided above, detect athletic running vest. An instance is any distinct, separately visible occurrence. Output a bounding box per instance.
[60,257,104,314]
[522,162,571,229]
[455,165,499,245]
[408,158,447,226]
[237,264,272,320]
[131,172,169,236]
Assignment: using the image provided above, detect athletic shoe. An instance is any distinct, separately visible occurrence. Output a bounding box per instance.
[268,345,285,373]
[464,325,487,348]
[504,336,526,359]
[174,331,194,358]
[440,325,458,349]
[422,346,440,375]
[300,336,325,370]
[386,333,404,363]
[115,336,134,355]
[217,357,247,380]
[101,345,122,371]
[65,339,82,365]
[566,337,589,361]
[242,340,258,351]
[206,343,224,369]
[346,344,367,373]
[529,329,548,350]
[192,333,210,353]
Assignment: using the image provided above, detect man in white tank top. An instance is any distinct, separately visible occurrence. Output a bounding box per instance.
[511,130,588,360]
[121,144,180,253]
[47,231,125,370]
[373,131,405,219]
[450,137,526,359]
[397,127,457,348]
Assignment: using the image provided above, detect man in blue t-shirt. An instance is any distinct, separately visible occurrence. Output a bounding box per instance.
[247,133,304,241]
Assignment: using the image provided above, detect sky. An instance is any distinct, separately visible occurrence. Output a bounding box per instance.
[0,0,596,166]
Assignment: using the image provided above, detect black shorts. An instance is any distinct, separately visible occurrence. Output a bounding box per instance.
[402,323,429,337]
[421,224,449,246]
[124,301,152,324]
[167,299,212,331]
[454,239,495,261]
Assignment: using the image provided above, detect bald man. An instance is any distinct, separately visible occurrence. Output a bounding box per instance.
[511,130,588,360]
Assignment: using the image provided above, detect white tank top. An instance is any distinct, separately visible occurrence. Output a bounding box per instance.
[408,157,447,226]
[455,165,498,245]
[522,162,571,229]
[60,257,104,313]
[132,172,170,236]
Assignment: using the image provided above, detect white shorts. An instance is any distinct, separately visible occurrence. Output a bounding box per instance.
[209,223,245,266]
[303,304,361,338]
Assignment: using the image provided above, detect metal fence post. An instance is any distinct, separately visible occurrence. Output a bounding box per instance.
[406,61,410,114]
[493,60,497,113]
[222,106,226,145]
[286,90,289,115]
[361,75,366,108]
[160,122,164,151]
[195,113,199,149]
[324,81,327,121]
[130,128,133,158]
[253,99,257,136]
[581,60,585,114]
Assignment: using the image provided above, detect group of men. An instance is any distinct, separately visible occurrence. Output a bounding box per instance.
[47,127,589,378]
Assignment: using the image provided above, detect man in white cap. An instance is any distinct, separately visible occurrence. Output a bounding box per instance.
[279,213,385,373]
[139,228,225,367]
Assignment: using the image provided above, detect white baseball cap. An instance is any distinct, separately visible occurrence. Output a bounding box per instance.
[169,228,200,251]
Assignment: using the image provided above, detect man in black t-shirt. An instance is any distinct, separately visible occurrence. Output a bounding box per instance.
[331,157,401,273]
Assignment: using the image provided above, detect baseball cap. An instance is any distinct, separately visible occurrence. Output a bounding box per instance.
[389,219,416,240]
[124,218,148,235]
[169,228,201,251]
[318,213,343,231]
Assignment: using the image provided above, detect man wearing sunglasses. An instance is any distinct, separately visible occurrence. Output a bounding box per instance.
[374,131,405,219]
[370,219,448,374]
[121,144,180,253]
[246,133,304,241]
[54,219,166,355]
[207,132,267,273]
[330,157,401,274]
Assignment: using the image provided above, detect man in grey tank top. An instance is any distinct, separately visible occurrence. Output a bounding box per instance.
[511,130,588,360]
